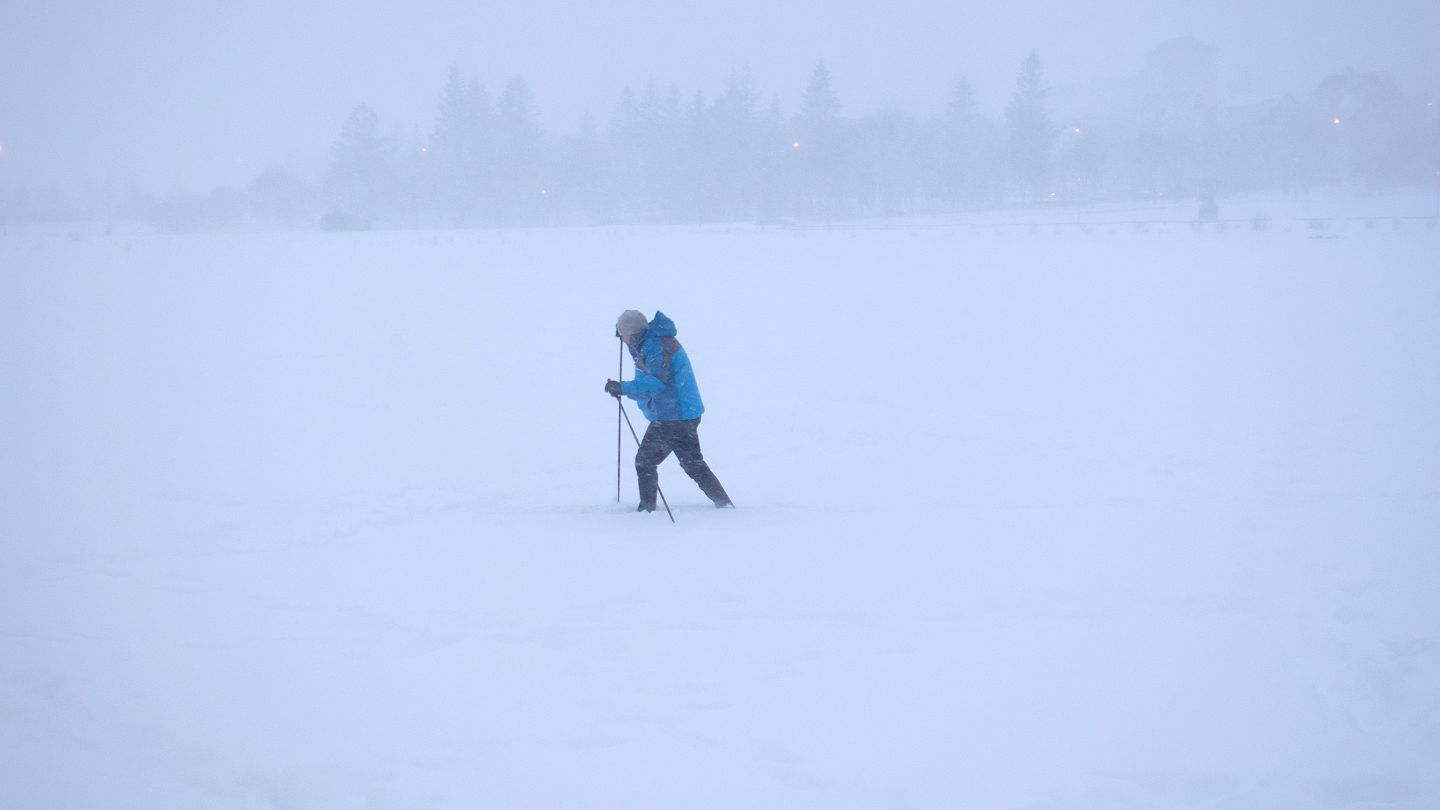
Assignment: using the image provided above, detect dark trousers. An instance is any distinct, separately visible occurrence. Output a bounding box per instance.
[636,417,731,507]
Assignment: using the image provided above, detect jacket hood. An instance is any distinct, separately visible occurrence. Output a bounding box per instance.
[646,311,678,338]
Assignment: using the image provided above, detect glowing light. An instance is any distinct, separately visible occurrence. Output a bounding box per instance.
[791,141,801,149]
[1073,127,1083,134]
[1332,117,1341,125]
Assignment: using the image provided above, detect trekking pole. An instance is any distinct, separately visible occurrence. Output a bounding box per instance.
[617,402,675,523]
[616,338,623,502]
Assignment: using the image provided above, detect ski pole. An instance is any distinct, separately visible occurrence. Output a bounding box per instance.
[617,402,675,523]
[616,338,623,502]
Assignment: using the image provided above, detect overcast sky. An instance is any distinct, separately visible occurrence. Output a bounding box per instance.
[3,0,1436,193]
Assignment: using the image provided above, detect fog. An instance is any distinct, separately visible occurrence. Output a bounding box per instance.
[2,0,1437,224]
[4,3,1440,806]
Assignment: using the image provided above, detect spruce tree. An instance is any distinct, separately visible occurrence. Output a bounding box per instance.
[941,76,994,206]
[798,60,841,134]
[426,67,496,224]
[712,66,764,219]
[325,103,391,224]
[793,59,845,216]
[1005,51,1057,201]
[498,75,543,222]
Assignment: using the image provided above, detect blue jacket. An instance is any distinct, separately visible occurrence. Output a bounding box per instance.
[619,311,706,422]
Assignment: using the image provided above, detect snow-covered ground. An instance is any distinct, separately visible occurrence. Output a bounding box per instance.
[3,191,1438,809]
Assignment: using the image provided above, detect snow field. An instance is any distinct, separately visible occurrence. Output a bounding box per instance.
[2,200,1438,808]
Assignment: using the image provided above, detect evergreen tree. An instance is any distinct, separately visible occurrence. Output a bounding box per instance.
[674,89,713,221]
[499,75,541,166]
[754,93,788,218]
[497,75,544,222]
[792,59,845,216]
[325,103,392,223]
[851,109,927,216]
[427,67,496,224]
[798,60,841,133]
[939,76,998,206]
[607,79,685,221]
[710,66,766,219]
[637,78,684,219]
[1005,51,1057,201]
[607,85,644,219]
[553,109,613,224]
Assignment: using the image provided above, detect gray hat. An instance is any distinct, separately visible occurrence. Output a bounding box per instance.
[615,309,649,337]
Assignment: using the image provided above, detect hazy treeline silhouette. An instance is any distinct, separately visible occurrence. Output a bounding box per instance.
[8,39,1437,230]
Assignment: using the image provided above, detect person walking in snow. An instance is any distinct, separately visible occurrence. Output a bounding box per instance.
[606,310,733,512]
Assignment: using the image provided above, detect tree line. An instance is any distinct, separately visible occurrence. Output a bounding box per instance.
[52,41,1440,231]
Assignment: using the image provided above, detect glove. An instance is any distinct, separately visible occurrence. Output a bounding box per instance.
[604,379,621,397]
